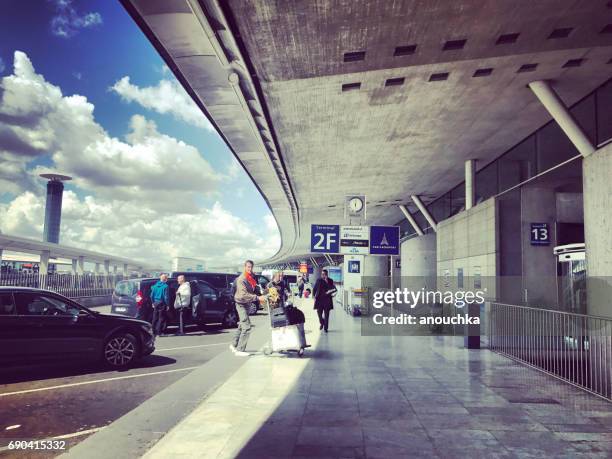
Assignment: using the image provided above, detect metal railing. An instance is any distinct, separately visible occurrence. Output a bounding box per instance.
[489,302,612,401]
[0,273,125,298]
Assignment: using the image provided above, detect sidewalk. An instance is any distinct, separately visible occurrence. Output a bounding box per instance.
[144,298,612,458]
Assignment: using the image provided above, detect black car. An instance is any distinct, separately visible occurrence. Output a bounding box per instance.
[0,287,154,368]
[112,278,238,328]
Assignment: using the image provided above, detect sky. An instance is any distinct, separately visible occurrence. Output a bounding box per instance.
[0,0,280,269]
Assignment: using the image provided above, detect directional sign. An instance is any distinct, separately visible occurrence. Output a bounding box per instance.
[340,225,369,254]
[530,223,550,246]
[369,225,400,255]
[310,224,340,253]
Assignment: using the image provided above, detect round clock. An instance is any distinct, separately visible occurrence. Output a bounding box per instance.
[349,197,364,213]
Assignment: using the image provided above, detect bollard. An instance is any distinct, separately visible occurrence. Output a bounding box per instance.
[177,308,185,335]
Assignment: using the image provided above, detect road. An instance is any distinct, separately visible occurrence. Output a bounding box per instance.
[0,306,267,458]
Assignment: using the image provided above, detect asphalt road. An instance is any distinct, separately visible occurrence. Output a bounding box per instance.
[0,306,267,458]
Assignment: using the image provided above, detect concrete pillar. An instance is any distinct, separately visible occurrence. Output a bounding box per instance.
[528,80,595,158]
[123,263,128,277]
[103,260,110,275]
[399,205,424,236]
[77,256,85,275]
[583,142,612,317]
[465,159,476,210]
[39,250,50,275]
[411,195,437,232]
[0,248,3,281]
[95,262,100,274]
[71,258,77,275]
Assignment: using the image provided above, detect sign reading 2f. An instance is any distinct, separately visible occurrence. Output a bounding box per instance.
[311,225,340,253]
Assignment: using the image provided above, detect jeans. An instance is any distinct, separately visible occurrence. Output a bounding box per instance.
[232,304,252,351]
[317,308,331,331]
[152,305,167,336]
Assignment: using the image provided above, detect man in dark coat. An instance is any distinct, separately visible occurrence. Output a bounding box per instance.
[313,269,337,332]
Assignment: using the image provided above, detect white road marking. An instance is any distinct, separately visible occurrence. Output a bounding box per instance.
[0,427,103,452]
[156,342,231,352]
[0,366,200,398]
[4,425,20,430]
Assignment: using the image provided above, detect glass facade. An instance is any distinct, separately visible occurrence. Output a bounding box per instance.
[397,77,612,238]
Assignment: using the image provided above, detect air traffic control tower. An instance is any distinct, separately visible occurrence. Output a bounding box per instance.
[39,173,72,244]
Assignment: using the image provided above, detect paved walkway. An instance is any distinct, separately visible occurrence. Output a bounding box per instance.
[145,298,612,458]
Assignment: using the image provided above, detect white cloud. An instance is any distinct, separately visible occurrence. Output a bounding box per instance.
[0,51,220,211]
[49,0,102,38]
[111,76,214,131]
[0,191,279,268]
[0,51,280,267]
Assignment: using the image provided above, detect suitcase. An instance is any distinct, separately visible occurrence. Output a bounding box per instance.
[270,305,290,328]
[271,324,306,351]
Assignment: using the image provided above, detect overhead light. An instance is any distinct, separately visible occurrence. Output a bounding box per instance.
[394,45,417,56]
[343,51,366,62]
[342,82,361,92]
[429,72,449,82]
[548,27,573,39]
[517,63,538,73]
[473,68,493,77]
[385,77,405,87]
[562,58,584,68]
[496,33,520,45]
[443,39,467,51]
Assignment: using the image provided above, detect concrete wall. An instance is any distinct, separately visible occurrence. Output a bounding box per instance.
[400,233,437,291]
[437,198,498,298]
[520,186,558,307]
[583,142,612,317]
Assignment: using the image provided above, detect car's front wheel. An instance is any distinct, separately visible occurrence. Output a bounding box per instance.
[222,309,239,328]
[103,332,139,368]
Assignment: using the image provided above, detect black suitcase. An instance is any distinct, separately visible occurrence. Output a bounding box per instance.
[270,306,289,328]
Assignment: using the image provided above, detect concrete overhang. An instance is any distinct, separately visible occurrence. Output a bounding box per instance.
[0,233,151,269]
[122,0,612,264]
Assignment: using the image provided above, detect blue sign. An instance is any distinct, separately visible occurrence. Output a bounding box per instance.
[369,226,400,255]
[348,260,361,273]
[530,223,550,246]
[310,224,340,253]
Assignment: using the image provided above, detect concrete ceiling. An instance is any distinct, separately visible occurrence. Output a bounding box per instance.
[122,0,612,263]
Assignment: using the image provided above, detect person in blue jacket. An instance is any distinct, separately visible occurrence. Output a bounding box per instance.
[150,273,170,337]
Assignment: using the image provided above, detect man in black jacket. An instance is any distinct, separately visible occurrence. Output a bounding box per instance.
[313,269,337,332]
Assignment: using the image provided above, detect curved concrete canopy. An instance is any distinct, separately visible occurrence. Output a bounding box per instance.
[122,0,612,264]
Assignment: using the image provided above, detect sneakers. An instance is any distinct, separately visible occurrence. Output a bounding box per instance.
[234,350,250,357]
[229,344,236,353]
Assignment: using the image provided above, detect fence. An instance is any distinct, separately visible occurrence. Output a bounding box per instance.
[0,273,125,298]
[489,302,612,401]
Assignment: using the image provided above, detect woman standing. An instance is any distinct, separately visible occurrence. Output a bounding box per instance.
[313,269,337,332]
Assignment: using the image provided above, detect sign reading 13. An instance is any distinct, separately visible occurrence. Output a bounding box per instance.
[530,223,550,246]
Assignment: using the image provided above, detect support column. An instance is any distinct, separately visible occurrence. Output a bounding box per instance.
[103,260,110,288]
[465,159,476,210]
[77,256,85,275]
[583,141,612,317]
[0,248,3,281]
[123,263,128,277]
[411,195,437,232]
[399,205,424,236]
[40,250,50,289]
[71,259,77,275]
[528,80,595,157]
[95,262,100,274]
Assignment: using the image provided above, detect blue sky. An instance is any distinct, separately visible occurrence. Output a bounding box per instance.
[0,0,279,267]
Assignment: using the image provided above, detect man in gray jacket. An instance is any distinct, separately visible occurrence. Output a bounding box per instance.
[232,260,266,356]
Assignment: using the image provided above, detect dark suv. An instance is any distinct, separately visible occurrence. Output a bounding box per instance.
[111,278,238,328]
[171,272,269,315]
[0,287,154,368]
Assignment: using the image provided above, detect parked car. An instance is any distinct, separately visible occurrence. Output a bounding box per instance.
[0,287,154,368]
[112,278,238,328]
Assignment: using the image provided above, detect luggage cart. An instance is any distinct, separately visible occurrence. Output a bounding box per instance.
[262,296,310,357]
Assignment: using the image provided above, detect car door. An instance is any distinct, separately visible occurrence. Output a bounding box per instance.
[0,292,26,363]
[197,281,223,320]
[13,292,94,360]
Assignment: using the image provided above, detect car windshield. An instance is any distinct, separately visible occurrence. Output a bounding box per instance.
[115,281,137,296]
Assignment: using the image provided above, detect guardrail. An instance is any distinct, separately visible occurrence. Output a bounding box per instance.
[489,302,612,401]
[0,273,125,298]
